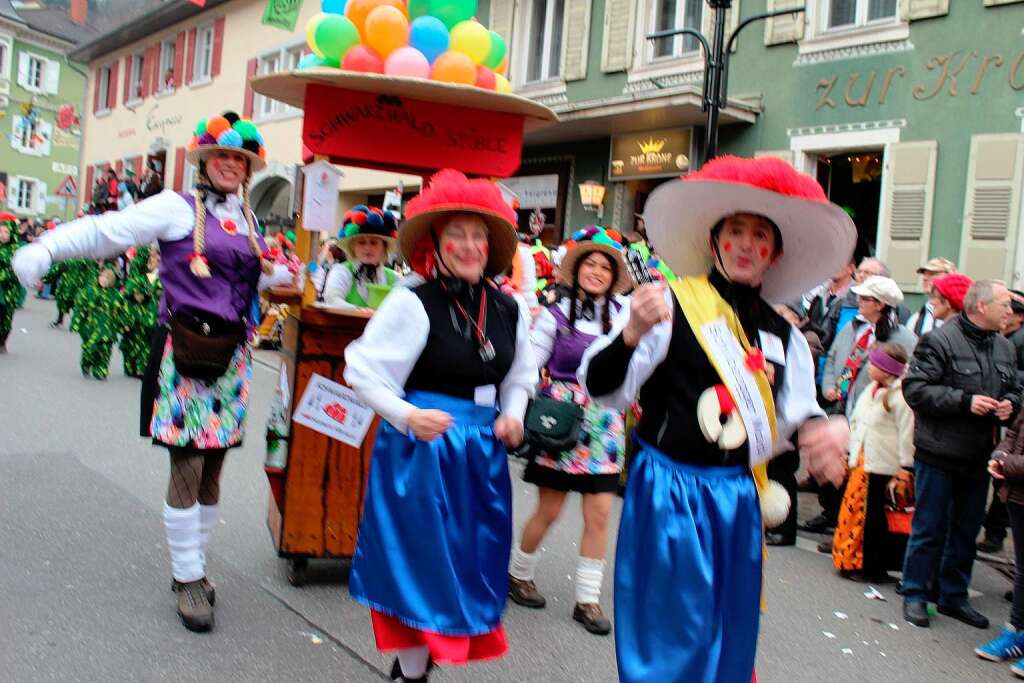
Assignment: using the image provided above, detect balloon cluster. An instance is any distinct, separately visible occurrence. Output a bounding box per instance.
[302,0,511,93]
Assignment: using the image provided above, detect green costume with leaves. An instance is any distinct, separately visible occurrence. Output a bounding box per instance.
[76,264,126,379]
[118,247,160,378]
[0,219,25,348]
[57,259,100,332]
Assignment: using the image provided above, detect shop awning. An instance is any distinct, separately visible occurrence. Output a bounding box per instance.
[524,84,760,145]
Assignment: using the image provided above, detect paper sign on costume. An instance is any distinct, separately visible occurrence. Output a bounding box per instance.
[702,320,774,466]
[293,373,374,448]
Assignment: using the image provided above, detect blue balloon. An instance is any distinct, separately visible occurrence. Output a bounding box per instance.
[321,0,347,14]
[298,53,327,70]
[409,16,450,64]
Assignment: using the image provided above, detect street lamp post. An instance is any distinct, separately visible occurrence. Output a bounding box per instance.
[647,0,805,164]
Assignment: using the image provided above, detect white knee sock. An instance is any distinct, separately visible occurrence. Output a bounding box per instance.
[198,504,219,570]
[396,646,430,679]
[509,546,541,581]
[575,556,605,605]
[164,502,204,583]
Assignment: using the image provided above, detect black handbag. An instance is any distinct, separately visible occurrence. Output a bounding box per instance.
[523,395,584,454]
[168,309,246,382]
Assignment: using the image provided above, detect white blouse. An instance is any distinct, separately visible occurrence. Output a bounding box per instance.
[530,295,630,369]
[344,284,538,435]
[323,262,392,309]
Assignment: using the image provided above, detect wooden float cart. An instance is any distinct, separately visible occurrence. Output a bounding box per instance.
[251,69,556,585]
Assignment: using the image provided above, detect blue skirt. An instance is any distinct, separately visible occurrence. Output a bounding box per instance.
[349,390,511,636]
[615,441,763,683]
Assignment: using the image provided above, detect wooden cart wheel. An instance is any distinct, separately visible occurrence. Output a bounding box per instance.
[287,557,309,586]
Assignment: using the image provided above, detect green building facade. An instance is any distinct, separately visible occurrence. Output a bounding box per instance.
[484,0,1024,294]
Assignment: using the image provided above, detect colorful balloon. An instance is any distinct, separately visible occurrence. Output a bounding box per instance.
[298,53,329,70]
[483,30,506,69]
[428,0,476,30]
[430,50,476,84]
[494,72,512,93]
[496,55,508,75]
[346,0,405,38]
[408,0,430,19]
[306,13,328,57]
[342,45,386,73]
[474,65,496,90]
[449,20,490,65]
[322,0,347,13]
[364,5,409,57]
[408,16,449,64]
[385,46,431,79]
[312,13,361,61]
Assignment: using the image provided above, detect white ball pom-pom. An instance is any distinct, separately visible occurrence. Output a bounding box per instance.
[760,480,791,529]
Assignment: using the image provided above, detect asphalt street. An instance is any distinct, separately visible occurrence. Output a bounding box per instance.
[0,295,1017,682]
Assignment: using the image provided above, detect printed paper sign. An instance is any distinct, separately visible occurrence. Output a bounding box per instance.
[293,373,375,448]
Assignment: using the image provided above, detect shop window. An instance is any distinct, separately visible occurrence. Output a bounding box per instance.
[652,0,704,59]
[127,52,144,103]
[192,24,214,83]
[524,0,565,83]
[254,43,304,120]
[826,0,898,31]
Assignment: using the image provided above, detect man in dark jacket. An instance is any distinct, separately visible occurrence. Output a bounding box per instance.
[901,280,1020,629]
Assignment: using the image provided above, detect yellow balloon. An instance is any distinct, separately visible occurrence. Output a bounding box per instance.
[449,20,491,65]
[494,72,512,93]
[306,13,328,58]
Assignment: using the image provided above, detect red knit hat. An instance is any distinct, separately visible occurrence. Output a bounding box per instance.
[931,273,973,312]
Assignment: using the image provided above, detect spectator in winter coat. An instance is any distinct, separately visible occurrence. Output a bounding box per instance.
[907,258,957,337]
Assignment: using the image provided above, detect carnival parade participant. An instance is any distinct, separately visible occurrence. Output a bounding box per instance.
[119,246,161,378]
[323,205,399,310]
[579,156,856,682]
[832,341,915,583]
[343,170,537,682]
[12,111,294,632]
[75,261,125,380]
[0,213,24,353]
[508,226,631,636]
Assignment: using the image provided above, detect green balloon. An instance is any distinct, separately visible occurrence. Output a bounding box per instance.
[409,0,431,19]
[483,30,506,69]
[314,14,360,61]
[428,0,476,30]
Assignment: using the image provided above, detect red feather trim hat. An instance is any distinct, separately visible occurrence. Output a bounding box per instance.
[642,156,858,303]
[399,169,518,278]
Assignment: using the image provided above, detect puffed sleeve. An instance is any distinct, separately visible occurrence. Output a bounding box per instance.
[529,305,558,369]
[38,190,193,261]
[500,306,538,422]
[578,288,672,411]
[774,326,827,452]
[323,264,357,309]
[343,287,429,434]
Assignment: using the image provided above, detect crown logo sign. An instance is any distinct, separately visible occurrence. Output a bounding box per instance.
[638,138,666,154]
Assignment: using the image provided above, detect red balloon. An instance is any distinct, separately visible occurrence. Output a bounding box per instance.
[342,44,385,73]
[474,65,496,90]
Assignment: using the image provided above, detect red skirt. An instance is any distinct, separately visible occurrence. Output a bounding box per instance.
[370,610,508,664]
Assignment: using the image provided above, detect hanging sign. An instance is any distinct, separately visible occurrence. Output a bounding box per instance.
[300,160,342,232]
[293,373,376,448]
[610,127,693,181]
[302,85,524,178]
[261,0,302,32]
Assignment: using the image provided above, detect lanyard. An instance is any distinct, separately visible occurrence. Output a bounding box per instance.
[440,280,495,362]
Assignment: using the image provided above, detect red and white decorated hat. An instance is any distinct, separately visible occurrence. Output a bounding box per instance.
[642,156,857,303]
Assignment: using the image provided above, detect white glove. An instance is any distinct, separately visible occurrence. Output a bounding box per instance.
[12,242,53,288]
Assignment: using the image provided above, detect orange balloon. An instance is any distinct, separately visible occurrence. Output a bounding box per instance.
[346,0,405,38]
[496,55,508,76]
[431,50,476,85]
[365,5,409,57]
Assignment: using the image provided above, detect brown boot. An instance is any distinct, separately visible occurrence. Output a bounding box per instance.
[573,602,612,635]
[172,579,214,632]
[171,577,215,605]
[508,575,546,609]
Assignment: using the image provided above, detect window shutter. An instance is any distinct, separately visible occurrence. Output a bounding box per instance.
[34,180,47,215]
[185,28,197,85]
[107,60,118,109]
[876,141,938,293]
[174,31,185,88]
[173,147,185,192]
[984,0,1024,6]
[83,165,94,205]
[211,17,225,77]
[6,176,18,209]
[754,150,795,165]
[901,0,949,20]
[561,0,592,82]
[132,156,143,178]
[150,43,161,93]
[141,46,154,98]
[601,0,635,73]
[243,58,258,119]
[16,52,28,88]
[37,119,51,156]
[958,134,1024,283]
[122,55,132,102]
[488,0,514,50]
[764,0,805,46]
[44,58,59,94]
[115,159,124,177]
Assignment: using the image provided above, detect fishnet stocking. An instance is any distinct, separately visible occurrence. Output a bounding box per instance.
[166,448,227,508]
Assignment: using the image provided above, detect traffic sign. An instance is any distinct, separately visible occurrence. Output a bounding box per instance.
[55,175,77,198]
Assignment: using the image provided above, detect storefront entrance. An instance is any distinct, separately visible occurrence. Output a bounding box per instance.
[815,150,883,254]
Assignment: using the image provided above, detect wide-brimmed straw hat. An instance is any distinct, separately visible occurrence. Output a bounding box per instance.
[399,169,518,278]
[558,226,632,294]
[642,156,857,303]
[186,111,267,173]
[338,205,398,259]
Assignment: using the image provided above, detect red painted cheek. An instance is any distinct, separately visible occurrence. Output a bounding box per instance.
[444,243,456,254]
[759,247,769,259]
[722,241,732,253]
[481,243,489,255]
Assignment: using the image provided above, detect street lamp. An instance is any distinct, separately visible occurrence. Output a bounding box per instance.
[647,0,805,164]
[578,180,606,220]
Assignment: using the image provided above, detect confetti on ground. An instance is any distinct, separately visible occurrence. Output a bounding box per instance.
[888,623,899,630]
[864,586,887,601]
[834,611,848,620]
[823,632,836,639]
[841,648,853,655]
[300,631,323,645]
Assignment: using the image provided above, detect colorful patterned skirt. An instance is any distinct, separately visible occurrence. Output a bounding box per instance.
[349,390,511,664]
[523,380,624,494]
[140,327,252,450]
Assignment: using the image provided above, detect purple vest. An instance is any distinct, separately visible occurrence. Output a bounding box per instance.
[546,303,600,383]
[157,193,266,324]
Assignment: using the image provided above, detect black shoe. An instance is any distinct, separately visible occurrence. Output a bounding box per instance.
[977,537,1005,554]
[49,321,63,329]
[573,602,612,636]
[508,575,546,609]
[390,657,434,682]
[800,515,835,534]
[937,602,990,629]
[817,539,833,554]
[903,601,930,627]
[765,531,796,547]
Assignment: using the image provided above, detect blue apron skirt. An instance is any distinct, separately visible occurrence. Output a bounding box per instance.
[349,390,512,637]
[614,440,763,683]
